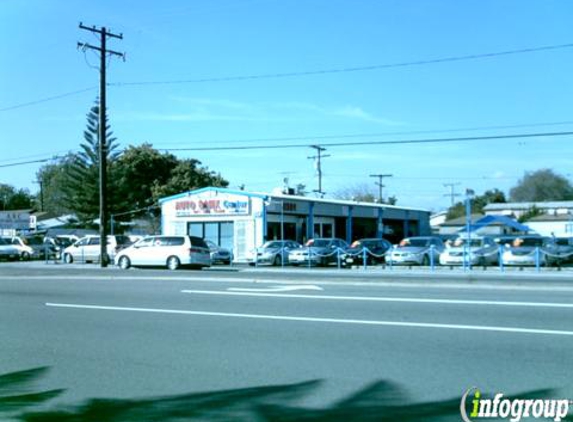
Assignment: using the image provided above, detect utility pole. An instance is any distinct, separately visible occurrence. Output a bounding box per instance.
[34,179,44,212]
[369,174,393,203]
[308,145,330,197]
[78,23,124,267]
[443,183,461,207]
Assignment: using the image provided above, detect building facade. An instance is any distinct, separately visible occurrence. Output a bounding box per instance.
[159,187,431,261]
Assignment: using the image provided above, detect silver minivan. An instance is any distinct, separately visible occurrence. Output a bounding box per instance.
[115,235,211,270]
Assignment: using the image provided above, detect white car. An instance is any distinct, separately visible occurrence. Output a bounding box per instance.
[0,237,20,261]
[0,236,34,261]
[63,235,132,264]
[115,235,211,270]
[439,235,499,267]
[501,236,553,267]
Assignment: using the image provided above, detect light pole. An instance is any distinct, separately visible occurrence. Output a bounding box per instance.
[465,189,475,270]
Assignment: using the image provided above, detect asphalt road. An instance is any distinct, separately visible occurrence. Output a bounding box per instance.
[1,263,573,414]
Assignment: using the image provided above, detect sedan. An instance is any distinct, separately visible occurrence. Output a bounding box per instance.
[247,240,301,266]
[387,236,445,266]
[439,236,499,267]
[341,238,392,266]
[501,236,553,267]
[288,238,348,266]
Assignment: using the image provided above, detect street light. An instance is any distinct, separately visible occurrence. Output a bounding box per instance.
[465,189,475,270]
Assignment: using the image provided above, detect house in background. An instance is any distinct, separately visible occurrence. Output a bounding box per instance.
[524,214,573,237]
[484,201,573,219]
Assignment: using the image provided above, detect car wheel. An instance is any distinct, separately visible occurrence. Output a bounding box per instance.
[118,256,131,270]
[422,255,430,266]
[167,256,180,270]
[64,253,73,264]
[273,255,282,266]
[478,257,486,267]
[21,252,31,261]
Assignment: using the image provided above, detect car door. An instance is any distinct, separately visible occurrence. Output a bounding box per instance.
[128,237,154,265]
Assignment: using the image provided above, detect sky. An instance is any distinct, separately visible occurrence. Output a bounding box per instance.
[1,0,573,212]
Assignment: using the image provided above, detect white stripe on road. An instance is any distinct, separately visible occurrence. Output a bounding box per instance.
[181,289,573,309]
[227,285,323,292]
[45,302,573,337]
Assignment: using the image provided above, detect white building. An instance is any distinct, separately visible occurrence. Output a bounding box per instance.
[160,187,431,262]
[484,201,573,219]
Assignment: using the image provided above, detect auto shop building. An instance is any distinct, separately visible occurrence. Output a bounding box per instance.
[159,187,431,262]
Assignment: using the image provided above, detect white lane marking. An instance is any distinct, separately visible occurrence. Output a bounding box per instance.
[180,290,573,308]
[4,275,573,293]
[227,285,323,292]
[45,302,573,336]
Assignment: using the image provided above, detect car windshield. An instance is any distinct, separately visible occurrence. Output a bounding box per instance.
[511,237,545,247]
[306,239,330,248]
[449,238,483,248]
[398,238,428,248]
[262,241,283,249]
[555,238,573,246]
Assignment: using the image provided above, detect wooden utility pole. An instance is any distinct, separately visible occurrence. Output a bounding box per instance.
[78,23,124,267]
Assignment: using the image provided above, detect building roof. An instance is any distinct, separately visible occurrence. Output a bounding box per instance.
[460,215,531,233]
[526,214,573,222]
[484,201,573,211]
[440,214,485,226]
[159,187,430,213]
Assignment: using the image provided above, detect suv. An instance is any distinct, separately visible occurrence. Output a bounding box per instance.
[62,235,132,264]
[115,235,211,270]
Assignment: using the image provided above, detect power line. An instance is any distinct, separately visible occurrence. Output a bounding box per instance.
[161,130,573,152]
[3,42,573,112]
[0,158,53,169]
[153,120,573,147]
[108,42,573,87]
[0,87,96,112]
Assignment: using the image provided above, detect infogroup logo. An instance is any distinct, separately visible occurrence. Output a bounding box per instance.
[460,387,571,422]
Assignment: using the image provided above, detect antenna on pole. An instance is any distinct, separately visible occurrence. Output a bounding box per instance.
[369,174,393,203]
[308,145,330,197]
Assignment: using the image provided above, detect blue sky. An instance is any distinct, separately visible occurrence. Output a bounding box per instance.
[1,0,573,211]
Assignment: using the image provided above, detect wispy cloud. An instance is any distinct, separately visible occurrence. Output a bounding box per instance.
[332,106,404,125]
[119,98,403,125]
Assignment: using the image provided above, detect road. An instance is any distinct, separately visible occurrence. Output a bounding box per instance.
[1,263,573,415]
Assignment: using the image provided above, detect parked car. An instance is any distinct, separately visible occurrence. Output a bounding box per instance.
[387,236,445,266]
[546,237,573,266]
[246,240,301,266]
[63,235,132,264]
[0,236,34,261]
[288,238,348,266]
[439,235,499,266]
[205,240,233,265]
[501,236,554,267]
[115,235,211,270]
[0,237,20,261]
[341,238,392,266]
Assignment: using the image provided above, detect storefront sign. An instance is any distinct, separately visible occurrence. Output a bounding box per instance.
[0,211,31,230]
[174,196,250,217]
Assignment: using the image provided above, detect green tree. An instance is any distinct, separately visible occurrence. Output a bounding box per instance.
[0,184,34,210]
[518,205,543,223]
[151,158,228,202]
[63,101,122,223]
[509,169,573,202]
[114,143,178,210]
[35,156,76,215]
[446,189,506,220]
